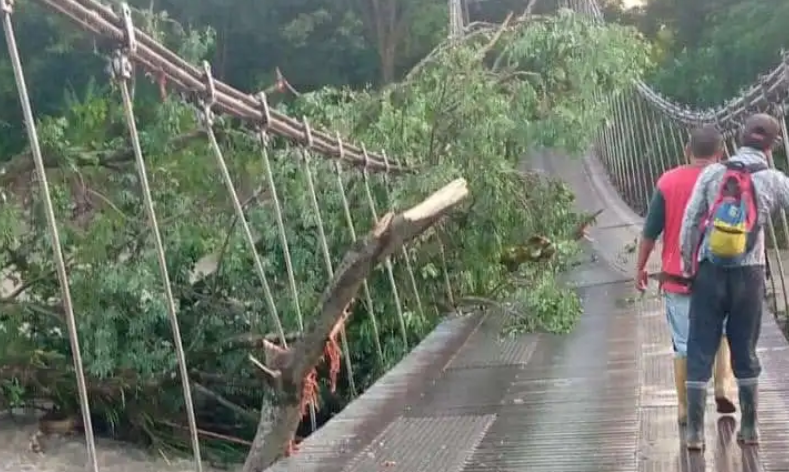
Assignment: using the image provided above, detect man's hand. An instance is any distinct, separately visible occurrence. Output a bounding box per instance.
[635,268,649,292]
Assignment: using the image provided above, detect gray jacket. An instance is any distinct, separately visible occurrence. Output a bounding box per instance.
[679,147,789,270]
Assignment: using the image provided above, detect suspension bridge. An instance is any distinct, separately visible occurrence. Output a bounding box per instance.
[2,0,789,471]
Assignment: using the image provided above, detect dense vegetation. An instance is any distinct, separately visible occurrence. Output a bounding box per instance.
[602,0,789,107]
[16,0,779,467]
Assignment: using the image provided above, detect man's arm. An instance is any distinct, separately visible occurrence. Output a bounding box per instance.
[765,169,789,211]
[680,167,714,272]
[637,189,666,273]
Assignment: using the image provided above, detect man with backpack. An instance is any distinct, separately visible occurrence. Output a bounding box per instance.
[636,125,736,428]
[680,113,786,450]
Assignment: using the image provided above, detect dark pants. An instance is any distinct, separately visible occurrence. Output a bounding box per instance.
[686,261,764,384]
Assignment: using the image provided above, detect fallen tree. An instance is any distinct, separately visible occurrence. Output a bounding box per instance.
[4,179,468,470]
[0,4,649,466]
[240,178,468,470]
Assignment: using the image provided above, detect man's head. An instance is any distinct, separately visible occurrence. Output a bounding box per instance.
[741,113,780,152]
[686,125,724,162]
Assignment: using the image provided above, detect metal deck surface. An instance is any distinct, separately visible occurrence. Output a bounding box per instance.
[267,152,789,472]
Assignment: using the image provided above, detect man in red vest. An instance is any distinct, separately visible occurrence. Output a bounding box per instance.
[635,125,736,426]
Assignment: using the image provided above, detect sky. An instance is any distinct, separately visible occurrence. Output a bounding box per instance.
[623,0,644,6]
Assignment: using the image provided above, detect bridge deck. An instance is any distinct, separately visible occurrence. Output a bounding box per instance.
[271,256,789,472]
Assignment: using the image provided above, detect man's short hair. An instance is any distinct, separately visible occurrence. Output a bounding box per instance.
[689,125,723,158]
[741,113,780,151]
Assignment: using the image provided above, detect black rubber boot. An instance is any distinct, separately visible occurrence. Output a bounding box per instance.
[737,382,759,445]
[686,386,706,451]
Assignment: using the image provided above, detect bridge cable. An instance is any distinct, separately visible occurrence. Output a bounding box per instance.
[333,133,386,369]
[361,145,410,348]
[198,73,288,345]
[31,0,406,173]
[606,96,621,192]
[253,96,318,433]
[1,1,100,471]
[614,95,632,206]
[602,97,617,190]
[648,102,672,175]
[112,5,203,470]
[618,95,634,204]
[380,149,426,321]
[630,93,651,214]
[623,93,643,212]
[299,117,358,396]
[631,94,648,213]
[635,94,660,201]
[602,98,620,189]
[595,100,613,180]
[669,120,687,166]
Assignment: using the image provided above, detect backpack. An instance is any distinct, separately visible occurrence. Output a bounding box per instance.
[700,160,767,266]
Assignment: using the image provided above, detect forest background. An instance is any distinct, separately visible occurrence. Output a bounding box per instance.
[0,0,785,467]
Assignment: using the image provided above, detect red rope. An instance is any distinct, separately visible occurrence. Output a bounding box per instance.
[324,334,341,393]
[290,301,353,455]
[299,369,319,417]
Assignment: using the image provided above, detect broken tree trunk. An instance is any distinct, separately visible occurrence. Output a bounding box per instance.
[241,178,469,472]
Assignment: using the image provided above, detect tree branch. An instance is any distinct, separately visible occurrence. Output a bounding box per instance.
[0,130,209,189]
[192,381,259,423]
[474,12,514,61]
[405,12,546,82]
[519,0,539,21]
[241,178,470,471]
[264,67,301,97]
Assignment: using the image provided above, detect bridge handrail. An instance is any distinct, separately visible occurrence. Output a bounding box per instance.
[33,0,413,174]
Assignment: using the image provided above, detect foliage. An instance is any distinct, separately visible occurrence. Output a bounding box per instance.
[621,0,789,108]
[0,4,648,466]
[136,0,451,88]
[609,0,789,237]
[286,10,650,337]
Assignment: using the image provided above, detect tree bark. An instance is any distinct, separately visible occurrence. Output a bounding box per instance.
[380,41,397,84]
[353,0,409,84]
[240,178,469,472]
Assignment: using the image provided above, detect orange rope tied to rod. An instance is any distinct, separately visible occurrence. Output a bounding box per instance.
[288,300,354,456]
[298,300,354,415]
[323,329,342,393]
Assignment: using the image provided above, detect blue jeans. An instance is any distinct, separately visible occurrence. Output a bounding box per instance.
[665,292,728,357]
[686,262,764,384]
[664,293,691,357]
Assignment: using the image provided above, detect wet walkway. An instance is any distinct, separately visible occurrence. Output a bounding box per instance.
[272,252,789,472]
